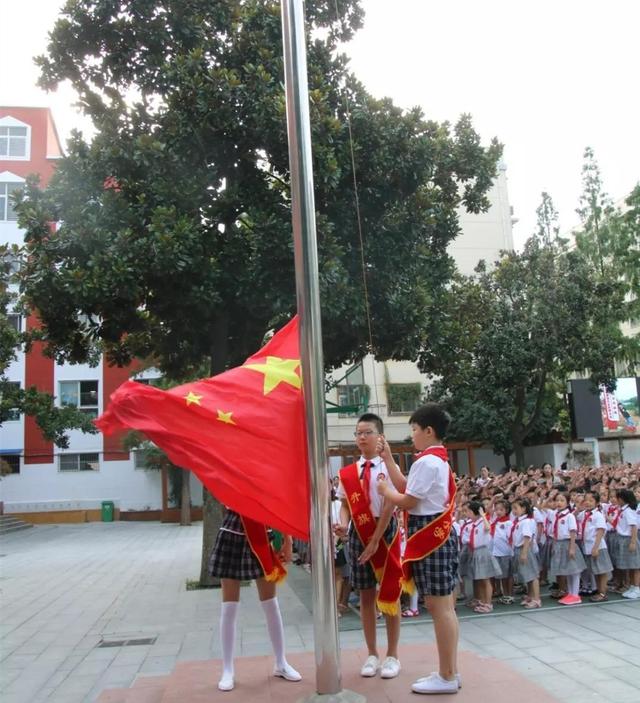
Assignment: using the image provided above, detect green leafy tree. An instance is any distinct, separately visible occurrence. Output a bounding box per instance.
[16,0,501,582]
[423,192,637,468]
[1,245,96,445]
[574,149,640,338]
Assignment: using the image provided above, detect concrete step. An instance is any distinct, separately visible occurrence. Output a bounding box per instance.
[0,516,34,534]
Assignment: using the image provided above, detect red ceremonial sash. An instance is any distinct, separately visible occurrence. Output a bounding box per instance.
[339,462,403,615]
[240,515,287,584]
[401,446,457,595]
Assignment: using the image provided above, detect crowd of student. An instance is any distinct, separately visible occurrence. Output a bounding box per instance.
[450,461,640,611]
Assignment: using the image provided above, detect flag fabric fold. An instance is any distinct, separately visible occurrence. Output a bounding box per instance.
[95,317,310,539]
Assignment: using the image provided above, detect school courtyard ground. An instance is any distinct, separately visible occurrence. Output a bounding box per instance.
[1,522,639,703]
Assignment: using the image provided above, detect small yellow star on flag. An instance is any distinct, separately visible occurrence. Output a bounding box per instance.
[217,410,236,425]
[243,356,302,395]
[184,391,203,406]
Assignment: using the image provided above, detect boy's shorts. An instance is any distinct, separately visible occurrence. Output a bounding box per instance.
[348,516,397,591]
[407,514,459,596]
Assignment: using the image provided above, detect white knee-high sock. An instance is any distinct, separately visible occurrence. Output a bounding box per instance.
[220,601,239,677]
[261,597,287,669]
[567,574,580,595]
[409,590,419,611]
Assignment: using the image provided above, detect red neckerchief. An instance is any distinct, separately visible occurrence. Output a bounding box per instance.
[579,510,592,541]
[508,516,522,546]
[611,506,622,529]
[490,515,509,537]
[459,519,472,545]
[553,509,569,540]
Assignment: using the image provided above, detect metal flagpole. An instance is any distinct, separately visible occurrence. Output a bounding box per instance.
[280,2,364,701]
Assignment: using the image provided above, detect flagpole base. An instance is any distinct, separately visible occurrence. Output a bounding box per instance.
[297,691,366,703]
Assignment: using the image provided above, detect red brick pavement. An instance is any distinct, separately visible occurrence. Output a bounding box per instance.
[96,644,559,702]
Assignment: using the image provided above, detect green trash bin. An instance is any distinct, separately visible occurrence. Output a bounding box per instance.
[101,501,114,522]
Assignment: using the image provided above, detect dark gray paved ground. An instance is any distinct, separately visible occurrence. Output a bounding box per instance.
[1,522,638,703]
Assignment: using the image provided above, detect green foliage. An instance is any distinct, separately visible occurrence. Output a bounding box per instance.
[15,0,501,381]
[422,188,638,467]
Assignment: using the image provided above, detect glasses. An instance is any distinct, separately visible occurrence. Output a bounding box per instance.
[354,430,377,437]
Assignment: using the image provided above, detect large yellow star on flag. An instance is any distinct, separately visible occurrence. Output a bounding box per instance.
[244,356,302,395]
[217,409,236,425]
[184,391,203,406]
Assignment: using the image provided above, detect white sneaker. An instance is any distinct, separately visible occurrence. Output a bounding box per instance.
[218,672,234,691]
[380,656,401,679]
[418,672,462,689]
[622,586,640,600]
[273,662,302,681]
[411,673,459,694]
[360,655,380,677]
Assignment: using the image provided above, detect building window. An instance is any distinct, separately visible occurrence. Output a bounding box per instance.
[0,182,23,221]
[0,125,28,159]
[0,454,20,475]
[386,383,422,415]
[337,384,369,417]
[59,453,100,472]
[2,381,21,421]
[59,380,99,418]
[7,313,22,332]
[134,450,150,470]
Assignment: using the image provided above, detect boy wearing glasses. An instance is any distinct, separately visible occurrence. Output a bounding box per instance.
[335,413,402,679]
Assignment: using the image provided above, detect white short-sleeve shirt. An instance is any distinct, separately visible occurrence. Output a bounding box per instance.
[491,517,514,557]
[512,516,538,551]
[581,510,608,552]
[337,455,389,518]
[405,448,451,515]
[616,506,639,537]
[552,509,576,541]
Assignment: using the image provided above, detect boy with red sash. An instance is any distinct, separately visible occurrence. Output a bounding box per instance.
[208,509,302,692]
[377,403,460,695]
[335,413,402,679]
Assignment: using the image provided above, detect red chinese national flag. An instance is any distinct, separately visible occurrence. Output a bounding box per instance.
[95,317,310,539]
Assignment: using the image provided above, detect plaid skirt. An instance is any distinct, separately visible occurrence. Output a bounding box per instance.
[458,544,471,579]
[512,546,540,584]
[208,510,266,581]
[494,554,512,580]
[549,539,587,577]
[347,516,397,591]
[612,535,640,570]
[583,547,613,575]
[407,514,459,597]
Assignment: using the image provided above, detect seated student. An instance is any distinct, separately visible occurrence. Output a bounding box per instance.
[378,403,461,695]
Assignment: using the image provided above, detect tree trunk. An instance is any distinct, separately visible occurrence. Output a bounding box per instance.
[502,450,512,470]
[513,439,525,470]
[180,469,191,526]
[198,313,230,586]
[199,488,225,586]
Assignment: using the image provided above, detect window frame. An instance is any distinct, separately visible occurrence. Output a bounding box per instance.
[336,383,370,418]
[386,382,423,416]
[0,180,24,221]
[1,454,20,475]
[0,118,31,161]
[59,380,100,418]
[59,453,100,472]
[3,380,21,421]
